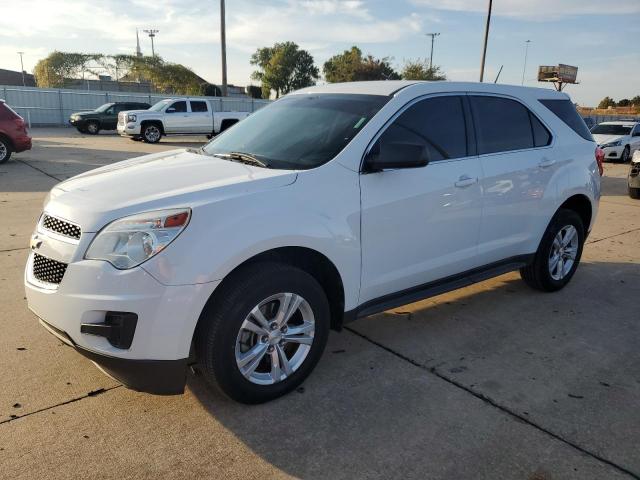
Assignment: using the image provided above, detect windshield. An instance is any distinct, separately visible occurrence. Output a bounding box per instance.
[95,103,114,113]
[591,124,632,136]
[149,100,172,112]
[202,94,390,170]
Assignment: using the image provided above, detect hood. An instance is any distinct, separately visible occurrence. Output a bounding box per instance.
[122,109,154,117]
[592,134,624,146]
[71,111,95,117]
[46,149,297,231]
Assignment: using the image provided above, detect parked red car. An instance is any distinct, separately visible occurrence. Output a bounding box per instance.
[0,100,32,164]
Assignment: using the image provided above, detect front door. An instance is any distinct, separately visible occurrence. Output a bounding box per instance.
[359,95,484,304]
[163,100,189,133]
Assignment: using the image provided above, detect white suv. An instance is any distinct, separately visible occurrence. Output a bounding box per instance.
[25,81,601,403]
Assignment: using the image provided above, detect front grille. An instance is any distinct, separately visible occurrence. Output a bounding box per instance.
[32,253,68,285]
[42,214,81,240]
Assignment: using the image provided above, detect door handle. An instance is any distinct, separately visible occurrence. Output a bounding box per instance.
[538,158,555,168]
[454,175,478,188]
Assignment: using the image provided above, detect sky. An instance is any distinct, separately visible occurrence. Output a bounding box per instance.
[1,0,639,106]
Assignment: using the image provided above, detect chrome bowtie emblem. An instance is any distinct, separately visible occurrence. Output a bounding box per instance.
[30,235,43,251]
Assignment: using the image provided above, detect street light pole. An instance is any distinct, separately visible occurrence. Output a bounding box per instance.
[425,33,440,70]
[220,0,228,97]
[521,40,531,86]
[144,29,159,57]
[479,0,493,82]
[17,52,25,86]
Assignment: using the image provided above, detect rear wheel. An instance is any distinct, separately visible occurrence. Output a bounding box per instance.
[196,262,330,404]
[621,146,630,163]
[142,124,161,143]
[520,209,584,292]
[0,137,12,164]
[86,121,100,135]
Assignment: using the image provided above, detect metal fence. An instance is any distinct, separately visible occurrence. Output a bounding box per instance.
[0,85,270,126]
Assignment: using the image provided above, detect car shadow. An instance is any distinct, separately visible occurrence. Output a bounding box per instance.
[187,259,640,478]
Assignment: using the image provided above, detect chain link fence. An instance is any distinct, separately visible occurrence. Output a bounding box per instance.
[1,85,270,126]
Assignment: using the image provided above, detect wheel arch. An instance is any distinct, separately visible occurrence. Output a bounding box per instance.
[0,132,14,150]
[140,119,165,135]
[558,193,593,233]
[193,246,346,349]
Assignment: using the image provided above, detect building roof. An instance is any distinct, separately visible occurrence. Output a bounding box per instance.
[0,68,36,87]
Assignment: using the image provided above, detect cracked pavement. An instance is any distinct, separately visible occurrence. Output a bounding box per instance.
[1,129,638,479]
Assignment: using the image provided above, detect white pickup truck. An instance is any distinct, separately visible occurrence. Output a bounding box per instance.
[117,98,251,143]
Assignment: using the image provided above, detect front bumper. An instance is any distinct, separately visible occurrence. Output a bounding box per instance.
[24,220,219,394]
[40,318,188,394]
[599,145,624,160]
[117,123,141,136]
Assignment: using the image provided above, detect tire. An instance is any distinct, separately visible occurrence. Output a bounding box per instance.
[621,146,630,163]
[142,124,161,143]
[129,136,142,142]
[0,137,12,164]
[76,127,87,134]
[629,186,640,199]
[196,262,330,404]
[520,209,584,292]
[86,121,100,135]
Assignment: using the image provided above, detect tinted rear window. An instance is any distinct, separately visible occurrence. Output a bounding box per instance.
[539,99,592,141]
[190,101,208,112]
[470,96,534,154]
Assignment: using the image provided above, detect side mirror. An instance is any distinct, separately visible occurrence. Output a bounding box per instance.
[166,107,176,113]
[364,141,429,172]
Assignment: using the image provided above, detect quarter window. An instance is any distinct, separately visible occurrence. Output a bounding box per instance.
[470,96,534,154]
[376,96,468,164]
[190,101,208,112]
[529,112,551,147]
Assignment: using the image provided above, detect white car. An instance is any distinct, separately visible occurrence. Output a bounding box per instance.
[25,81,601,403]
[591,121,640,162]
[117,98,250,143]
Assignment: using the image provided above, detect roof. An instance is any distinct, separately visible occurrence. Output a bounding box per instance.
[291,80,568,100]
[0,68,36,87]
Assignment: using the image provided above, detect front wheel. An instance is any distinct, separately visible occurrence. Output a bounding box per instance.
[86,121,100,135]
[0,137,12,164]
[196,262,330,404]
[620,146,630,163]
[520,209,585,292]
[142,124,161,143]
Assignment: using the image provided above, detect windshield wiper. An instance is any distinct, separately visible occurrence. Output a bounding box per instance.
[212,151,269,168]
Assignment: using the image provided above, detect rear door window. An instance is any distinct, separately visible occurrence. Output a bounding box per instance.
[539,99,592,141]
[377,95,468,164]
[470,96,534,154]
[190,101,208,113]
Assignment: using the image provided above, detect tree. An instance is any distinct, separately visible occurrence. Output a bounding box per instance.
[597,96,616,109]
[617,98,631,107]
[631,96,640,107]
[250,42,319,98]
[401,59,446,81]
[323,46,400,83]
[33,51,101,87]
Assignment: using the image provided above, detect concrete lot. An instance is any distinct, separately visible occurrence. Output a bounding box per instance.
[1,128,638,480]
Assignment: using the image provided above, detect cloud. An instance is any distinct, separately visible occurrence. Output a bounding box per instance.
[409,0,640,20]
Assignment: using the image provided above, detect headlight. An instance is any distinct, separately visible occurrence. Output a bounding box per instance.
[601,141,621,148]
[85,208,191,269]
[127,114,137,122]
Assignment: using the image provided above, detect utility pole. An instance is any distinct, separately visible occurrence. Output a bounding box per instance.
[220,0,228,97]
[425,33,440,70]
[521,40,531,86]
[479,0,493,82]
[17,52,25,86]
[144,29,159,57]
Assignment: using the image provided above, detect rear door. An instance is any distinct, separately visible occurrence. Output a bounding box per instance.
[188,100,212,134]
[163,100,188,133]
[469,94,555,263]
[359,94,484,303]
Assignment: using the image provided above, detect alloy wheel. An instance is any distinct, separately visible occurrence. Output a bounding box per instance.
[0,141,7,162]
[235,292,315,385]
[548,225,578,281]
[144,126,160,142]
